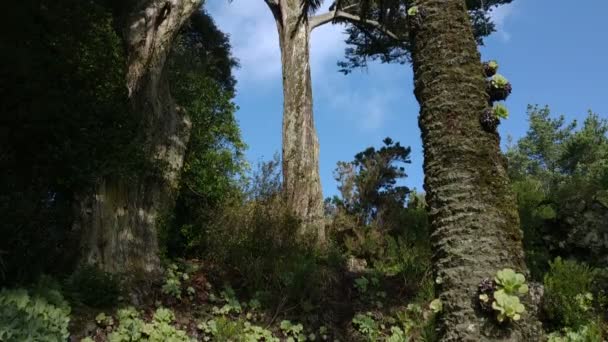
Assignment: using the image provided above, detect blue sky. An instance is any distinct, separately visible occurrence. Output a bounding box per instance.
[207,0,608,197]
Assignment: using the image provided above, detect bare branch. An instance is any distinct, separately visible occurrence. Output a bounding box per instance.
[310,8,402,42]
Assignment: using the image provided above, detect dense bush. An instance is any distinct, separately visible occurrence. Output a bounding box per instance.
[543,257,596,329]
[203,158,342,309]
[0,285,70,341]
[63,265,121,307]
[0,0,142,283]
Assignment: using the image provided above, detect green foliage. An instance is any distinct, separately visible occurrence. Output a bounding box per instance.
[352,313,380,341]
[1,0,144,283]
[0,286,70,342]
[547,322,604,342]
[161,264,188,300]
[162,10,246,258]
[104,307,193,342]
[331,137,411,224]
[64,265,121,307]
[212,286,243,315]
[201,158,342,310]
[507,106,608,277]
[280,320,306,341]
[492,290,525,323]
[487,60,499,70]
[493,103,510,119]
[337,0,514,73]
[543,257,596,328]
[198,317,279,342]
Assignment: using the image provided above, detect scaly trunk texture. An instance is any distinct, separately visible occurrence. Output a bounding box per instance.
[267,1,325,243]
[76,0,201,275]
[411,0,542,340]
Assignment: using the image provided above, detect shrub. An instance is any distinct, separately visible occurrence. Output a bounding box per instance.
[64,265,121,307]
[0,286,70,341]
[203,158,342,309]
[547,321,604,342]
[543,257,596,328]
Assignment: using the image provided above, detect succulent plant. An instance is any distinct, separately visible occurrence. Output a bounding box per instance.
[407,6,419,16]
[490,74,509,88]
[487,74,512,102]
[483,60,499,77]
[492,290,525,323]
[429,298,443,313]
[492,103,509,119]
[495,268,528,295]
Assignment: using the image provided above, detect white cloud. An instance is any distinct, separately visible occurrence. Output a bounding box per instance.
[207,1,398,132]
[489,3,515,42]
[207,1,348,83]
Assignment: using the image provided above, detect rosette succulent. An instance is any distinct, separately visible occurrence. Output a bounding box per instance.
[483,60,499,77]
[492,290,525,323]
[495,268,528,295]
[487,74,512,101]
[492,103,509,119]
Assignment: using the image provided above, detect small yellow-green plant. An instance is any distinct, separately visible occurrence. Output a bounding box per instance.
[492,104,509,120]
[492,290,525,323]
[490,74,510,89]
[407,6,419,16]
[478,268,529,323]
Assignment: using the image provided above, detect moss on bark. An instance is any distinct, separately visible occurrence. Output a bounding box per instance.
[410,0,543,340]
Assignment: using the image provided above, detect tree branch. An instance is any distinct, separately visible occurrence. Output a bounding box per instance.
[310,9,402,42]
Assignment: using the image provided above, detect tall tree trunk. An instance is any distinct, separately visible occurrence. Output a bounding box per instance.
[410,0,542,340]
[267,1,325,243]
[76,0,201,275]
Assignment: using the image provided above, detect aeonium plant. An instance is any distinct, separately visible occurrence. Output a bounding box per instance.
[483,60,499,77]
[487,74,512,102]
[478,268,529,324]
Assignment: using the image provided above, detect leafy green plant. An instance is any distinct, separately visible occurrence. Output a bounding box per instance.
[492,290,525,323]
[198,317,279,341]
[64,265,121,307]
[544,257,596,328]
[161,263,189,300]
[352,313,380,341]
[354,276,370,294]
[0,287,70,342]
[105,307,193,342]
[212,286,243,315]
[492,103,510,120]
[280,320,306,341]
[407,6,419,16]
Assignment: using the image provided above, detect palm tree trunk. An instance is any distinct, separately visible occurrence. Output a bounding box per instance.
[75,0,201,275]
[410,0,542,340]
[267,0,325,243]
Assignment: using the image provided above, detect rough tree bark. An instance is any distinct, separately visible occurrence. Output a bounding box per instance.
[76,0,202,275]
[265,0,325,242]
[410,0,543,340]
